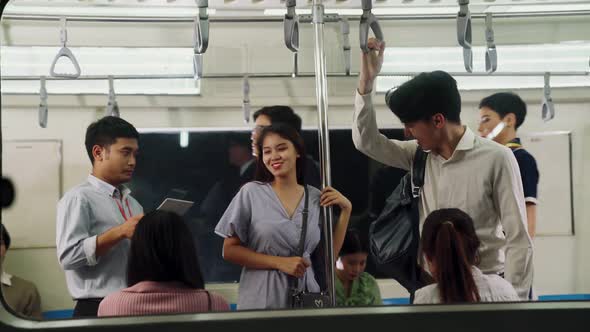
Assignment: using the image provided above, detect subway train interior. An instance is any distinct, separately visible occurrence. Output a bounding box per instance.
[0,0,589,331]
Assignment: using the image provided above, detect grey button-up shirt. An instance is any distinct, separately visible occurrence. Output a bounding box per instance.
[56,175,143,299]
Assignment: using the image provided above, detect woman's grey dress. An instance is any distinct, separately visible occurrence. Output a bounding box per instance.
[215,182,322,310]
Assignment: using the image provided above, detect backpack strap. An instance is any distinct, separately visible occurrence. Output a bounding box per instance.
[411,148,428,198]
[409,147,428,302]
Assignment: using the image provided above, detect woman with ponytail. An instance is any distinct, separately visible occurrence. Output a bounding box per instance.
[414,208,520,304]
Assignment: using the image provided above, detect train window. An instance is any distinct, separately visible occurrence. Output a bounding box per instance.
[1,0,589,330]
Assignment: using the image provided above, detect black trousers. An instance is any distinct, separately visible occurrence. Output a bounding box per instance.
[73,298,103,318]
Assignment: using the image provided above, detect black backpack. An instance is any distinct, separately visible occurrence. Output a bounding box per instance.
[368,147,428,297]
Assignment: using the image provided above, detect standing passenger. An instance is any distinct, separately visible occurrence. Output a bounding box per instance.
[56,116,144,317]
[352,38,533,299]
[215,124,352,310]
[478,92,539,238]
[245,106,322,189]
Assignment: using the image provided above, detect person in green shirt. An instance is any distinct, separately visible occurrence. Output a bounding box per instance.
[335,229,382,306]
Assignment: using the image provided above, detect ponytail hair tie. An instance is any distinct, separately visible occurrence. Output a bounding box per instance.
[442,221,455,228]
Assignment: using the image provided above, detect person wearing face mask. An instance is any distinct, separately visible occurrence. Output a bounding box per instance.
[335,229,382,306]
[351,38,533,300]
[215,124,352,310]
[478,92,539,238]
[56,116,144,317]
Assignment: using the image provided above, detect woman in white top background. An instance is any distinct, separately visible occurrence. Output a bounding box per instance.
[414,208,520,304]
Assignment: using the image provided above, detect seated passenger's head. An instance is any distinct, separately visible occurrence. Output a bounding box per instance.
[85,116,140,185]
[336,230,368,282]
[251,106,302,156]
[0,224,11,264]
[421,208,481,303]
[127,210,204,289]
[255,123,307,184]
[385,71,461,151]
[478,92,527,143]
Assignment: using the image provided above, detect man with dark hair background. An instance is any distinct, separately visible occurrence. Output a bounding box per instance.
[56,116,144,317]
[478,92,540,238]
[351,38,533,300]
[199,136,253,281]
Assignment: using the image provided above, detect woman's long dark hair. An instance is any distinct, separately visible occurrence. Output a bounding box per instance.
[127,210,205,289]
[421,208,481,304]
[254,123,306,184]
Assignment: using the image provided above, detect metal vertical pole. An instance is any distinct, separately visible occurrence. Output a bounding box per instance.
[312,0,336,307]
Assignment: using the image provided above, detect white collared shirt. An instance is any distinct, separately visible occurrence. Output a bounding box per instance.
[352,91,533,299]
[1,271,13,286]
[414,266,520,303]
[56,175,143,299]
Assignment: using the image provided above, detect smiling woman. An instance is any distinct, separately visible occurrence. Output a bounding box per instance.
[214,123,352,310]
[256,124,307,185]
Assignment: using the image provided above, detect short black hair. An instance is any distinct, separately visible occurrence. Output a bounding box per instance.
[385,71,462,124]
[127,210,205,289]
[227,133,250,149]
[253,106,302,133]
[84,116,139,164]
[1,224,11,249]
[479,92,527,129]
[339,229,368,257]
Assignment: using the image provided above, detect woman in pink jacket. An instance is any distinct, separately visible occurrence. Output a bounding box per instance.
[98,210,229,317]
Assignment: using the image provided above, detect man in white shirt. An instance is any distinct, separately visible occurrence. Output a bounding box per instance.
[352,38,533,300]
[56,116,144,317]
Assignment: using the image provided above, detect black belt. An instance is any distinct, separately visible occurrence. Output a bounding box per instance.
[73,298,104,318]
[76,298,103,303]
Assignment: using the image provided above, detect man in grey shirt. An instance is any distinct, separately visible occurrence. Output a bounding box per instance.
[56,116,144,317]
[352,38,533,300]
